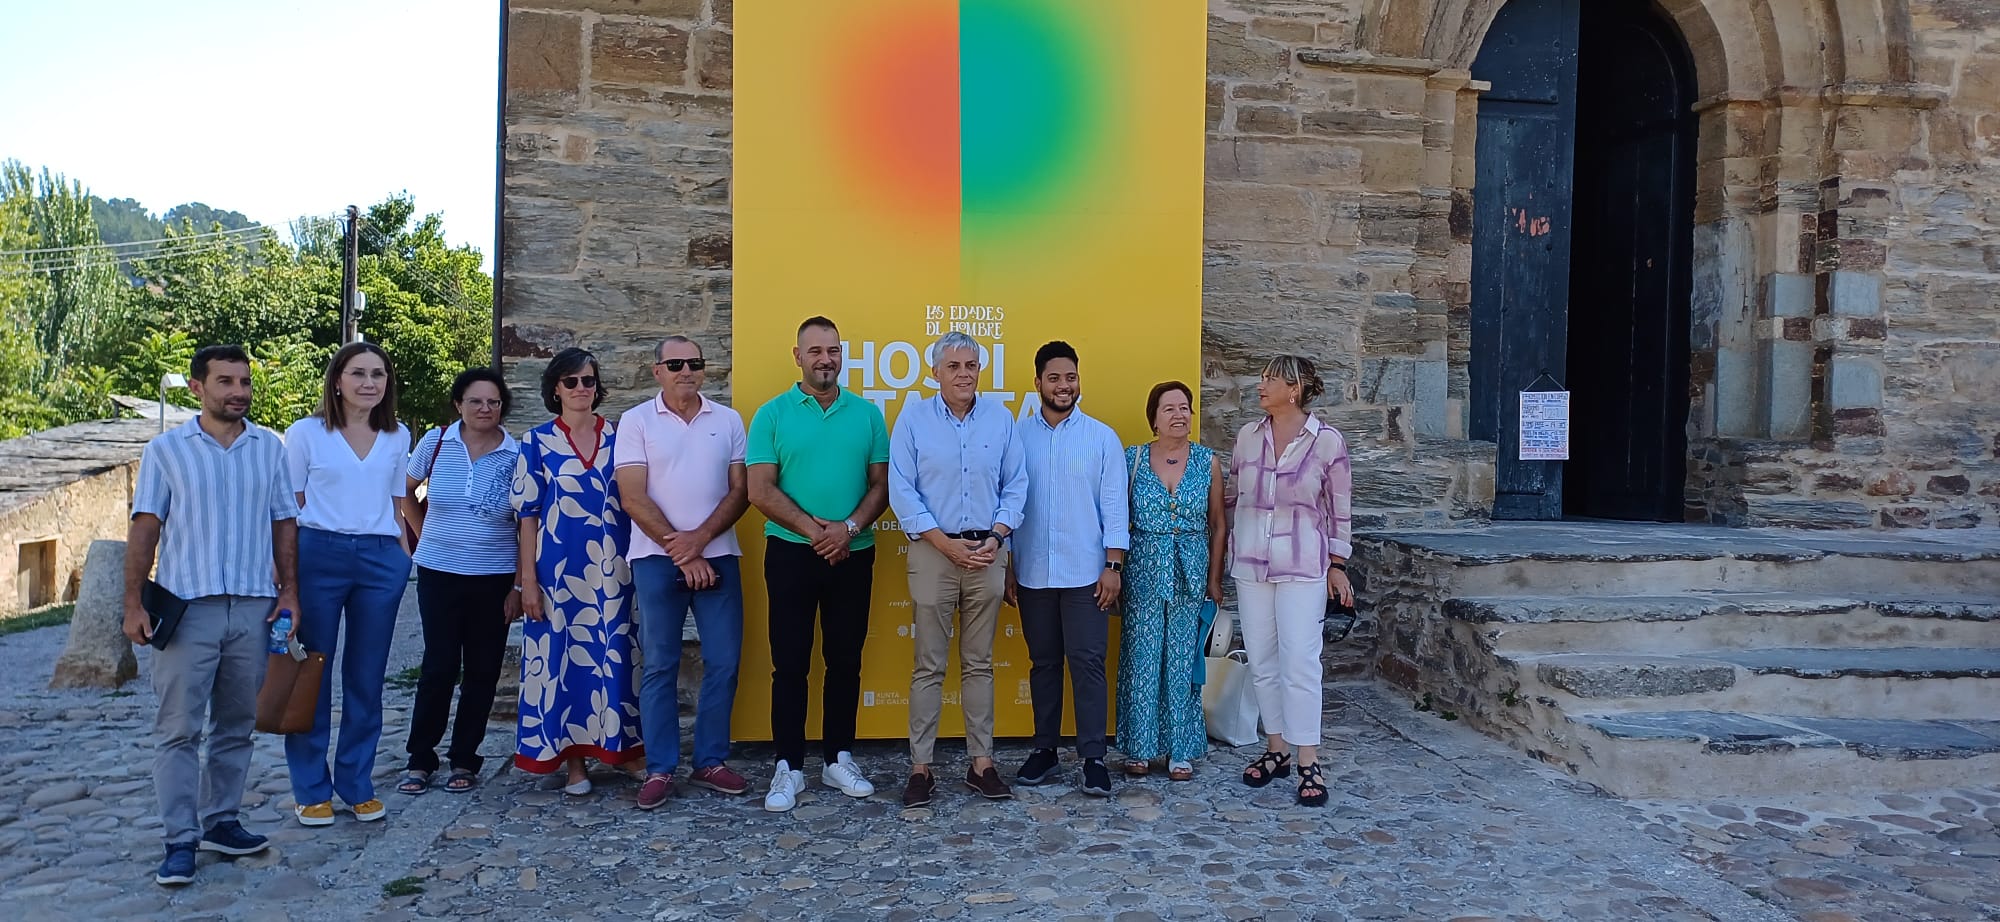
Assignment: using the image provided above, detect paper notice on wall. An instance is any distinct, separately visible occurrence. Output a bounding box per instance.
[1519,390,1571,460]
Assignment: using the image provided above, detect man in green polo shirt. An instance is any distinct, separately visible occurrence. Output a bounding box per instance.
[747,315,891,813]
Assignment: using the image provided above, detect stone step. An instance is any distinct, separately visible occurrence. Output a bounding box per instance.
[1559,710,2000,797]
[1515,647,2000,720]
[1363,523,2000,597]
[1448,593,2000,654]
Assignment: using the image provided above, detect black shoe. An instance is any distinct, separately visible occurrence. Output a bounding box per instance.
[199,820,269,857]
[1080,758,1112,797]
[155,843,197,886]
[1016,748,1058,786]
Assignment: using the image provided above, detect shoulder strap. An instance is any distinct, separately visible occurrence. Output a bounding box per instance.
[423,429,443,479]
[1128,444,1142,489]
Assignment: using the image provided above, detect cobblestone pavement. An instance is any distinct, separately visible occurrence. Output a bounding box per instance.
[0,592,1991,920]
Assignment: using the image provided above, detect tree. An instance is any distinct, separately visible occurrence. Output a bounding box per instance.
[90,196,164,245]
[163,202,255,232]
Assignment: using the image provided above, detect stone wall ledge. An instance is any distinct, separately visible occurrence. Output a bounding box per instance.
[1693,82,1948,113]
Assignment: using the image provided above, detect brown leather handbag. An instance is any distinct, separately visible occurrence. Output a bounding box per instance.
[256,648,326,735]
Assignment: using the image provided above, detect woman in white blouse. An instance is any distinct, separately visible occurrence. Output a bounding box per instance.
[283,342,416,828]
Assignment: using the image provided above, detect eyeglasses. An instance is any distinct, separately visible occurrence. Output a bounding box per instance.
[655,359,706,372]
[460,398,503,409]
[560,375,599,390]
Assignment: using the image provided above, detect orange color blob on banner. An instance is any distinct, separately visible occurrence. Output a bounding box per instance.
[833,9,962,225]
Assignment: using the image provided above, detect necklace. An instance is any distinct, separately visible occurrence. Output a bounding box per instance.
[1160,443,1188,465]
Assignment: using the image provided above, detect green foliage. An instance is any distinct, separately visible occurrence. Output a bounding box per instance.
[163,202,255,232]
[90,196,164,246]
[0,165,492,439]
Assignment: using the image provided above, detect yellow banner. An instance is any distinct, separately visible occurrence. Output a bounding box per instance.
[731,0,1206,741]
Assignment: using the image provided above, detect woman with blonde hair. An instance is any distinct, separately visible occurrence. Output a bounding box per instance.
[1228,354,1353,808]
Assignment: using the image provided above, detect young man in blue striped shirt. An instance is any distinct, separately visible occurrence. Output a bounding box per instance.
[123,345,300,886]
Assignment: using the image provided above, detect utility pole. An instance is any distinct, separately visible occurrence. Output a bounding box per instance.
[340,205,360,344]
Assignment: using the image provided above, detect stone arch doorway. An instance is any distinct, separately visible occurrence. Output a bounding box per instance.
[1466,0,1698,521]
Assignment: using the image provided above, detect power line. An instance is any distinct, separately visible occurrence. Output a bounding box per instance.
[0,235,277,277]
[0,224,267,259]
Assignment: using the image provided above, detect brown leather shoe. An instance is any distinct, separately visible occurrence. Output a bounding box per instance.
[901,771,937,808]
[963,765,1014,800]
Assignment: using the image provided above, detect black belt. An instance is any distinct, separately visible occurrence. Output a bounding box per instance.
[943,530,995,541]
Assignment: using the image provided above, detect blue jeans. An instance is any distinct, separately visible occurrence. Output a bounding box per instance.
[286,528,411,806]
[632,554,743,776]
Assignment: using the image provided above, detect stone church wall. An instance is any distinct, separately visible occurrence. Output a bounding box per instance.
[498,0,2000,529]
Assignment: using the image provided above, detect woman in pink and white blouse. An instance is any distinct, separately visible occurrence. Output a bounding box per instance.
[1227,354,1353,808]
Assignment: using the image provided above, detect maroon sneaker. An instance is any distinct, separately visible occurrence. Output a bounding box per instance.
[688,764,749,795]
[637,774,674,810]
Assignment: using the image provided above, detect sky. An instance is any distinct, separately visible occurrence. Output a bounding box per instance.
[0,0,499,263]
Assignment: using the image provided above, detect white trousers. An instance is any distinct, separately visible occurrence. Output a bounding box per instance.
[1235,578,1325,747]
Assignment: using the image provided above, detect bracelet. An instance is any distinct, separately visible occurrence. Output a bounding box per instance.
[511,585,524,593]
[1328,562,1347,572]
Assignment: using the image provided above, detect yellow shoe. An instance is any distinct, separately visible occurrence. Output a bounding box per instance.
[349,799,386,822]
[295,802,335,827]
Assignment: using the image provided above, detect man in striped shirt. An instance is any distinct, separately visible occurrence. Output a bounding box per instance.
[122,344,300,887]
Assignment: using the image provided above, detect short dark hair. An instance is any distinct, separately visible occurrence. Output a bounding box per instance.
[451,366,513,417]
[798,316,838,337]
[1034,341,1079,377]
[317,342,400,432]
[1145,380,1193,432]
[540,347,606,414]
[191,344,251,382]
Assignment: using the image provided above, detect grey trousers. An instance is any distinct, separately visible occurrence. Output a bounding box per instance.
[153,594,271,845]
[1017,585,1110,759]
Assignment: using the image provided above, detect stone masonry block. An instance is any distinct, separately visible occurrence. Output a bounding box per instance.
[1830,270,1881,316]
[1768,272,1813,319]
[592,20,691,89]
[694,28,732,91]
[1830,356,1883,412]
[507,11,583,103]
[1763,339,1812,440]
[1208,17,1290,81]
[528,0,703,17]
[1414,360,1447,438]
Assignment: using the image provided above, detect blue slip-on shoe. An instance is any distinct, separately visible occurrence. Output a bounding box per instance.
[155,843,197,886]
[199,820,269,856]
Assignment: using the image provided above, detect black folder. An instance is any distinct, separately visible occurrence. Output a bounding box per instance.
[141,580,189,650]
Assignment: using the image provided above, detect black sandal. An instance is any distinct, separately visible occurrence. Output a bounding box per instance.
[1241,750,1291,788]
[396,770,432,796]
[444,769,478,793]
[1297,763,1328,807]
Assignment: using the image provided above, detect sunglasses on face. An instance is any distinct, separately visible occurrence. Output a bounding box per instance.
[655,359,706,372]
[560,375,599,390]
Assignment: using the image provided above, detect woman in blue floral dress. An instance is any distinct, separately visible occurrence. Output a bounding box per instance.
[512,348,643,794]
[1116,381,1227,780]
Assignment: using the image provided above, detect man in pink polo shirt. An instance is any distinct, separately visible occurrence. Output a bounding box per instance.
[613,336,751,810]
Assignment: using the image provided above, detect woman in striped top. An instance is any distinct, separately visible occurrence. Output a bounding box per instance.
[1228,354,1354,808]
[397,368,523,795]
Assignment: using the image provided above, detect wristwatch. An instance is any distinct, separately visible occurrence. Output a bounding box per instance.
[1105,561,1123,573]
[844,518,861,538]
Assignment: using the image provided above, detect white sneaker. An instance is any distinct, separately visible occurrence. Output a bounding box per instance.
[764,760,806,813]
[821,751,875,798]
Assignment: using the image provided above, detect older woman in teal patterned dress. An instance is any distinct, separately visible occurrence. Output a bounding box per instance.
[512,349,643,796]
[1117,382,1227,780]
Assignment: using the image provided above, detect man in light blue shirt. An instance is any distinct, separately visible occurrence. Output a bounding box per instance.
[887,332,1028,806]
[123,345,300,887]
[1007,340,1130,797]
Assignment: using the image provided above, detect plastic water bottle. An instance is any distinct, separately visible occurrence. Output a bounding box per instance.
[269,610,293,654]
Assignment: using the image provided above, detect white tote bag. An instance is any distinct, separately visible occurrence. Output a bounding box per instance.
[1202,650,1260,746]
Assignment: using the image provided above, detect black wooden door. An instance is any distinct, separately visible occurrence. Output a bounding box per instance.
[1563,2,1696,521]
[1469,0,1580,521]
